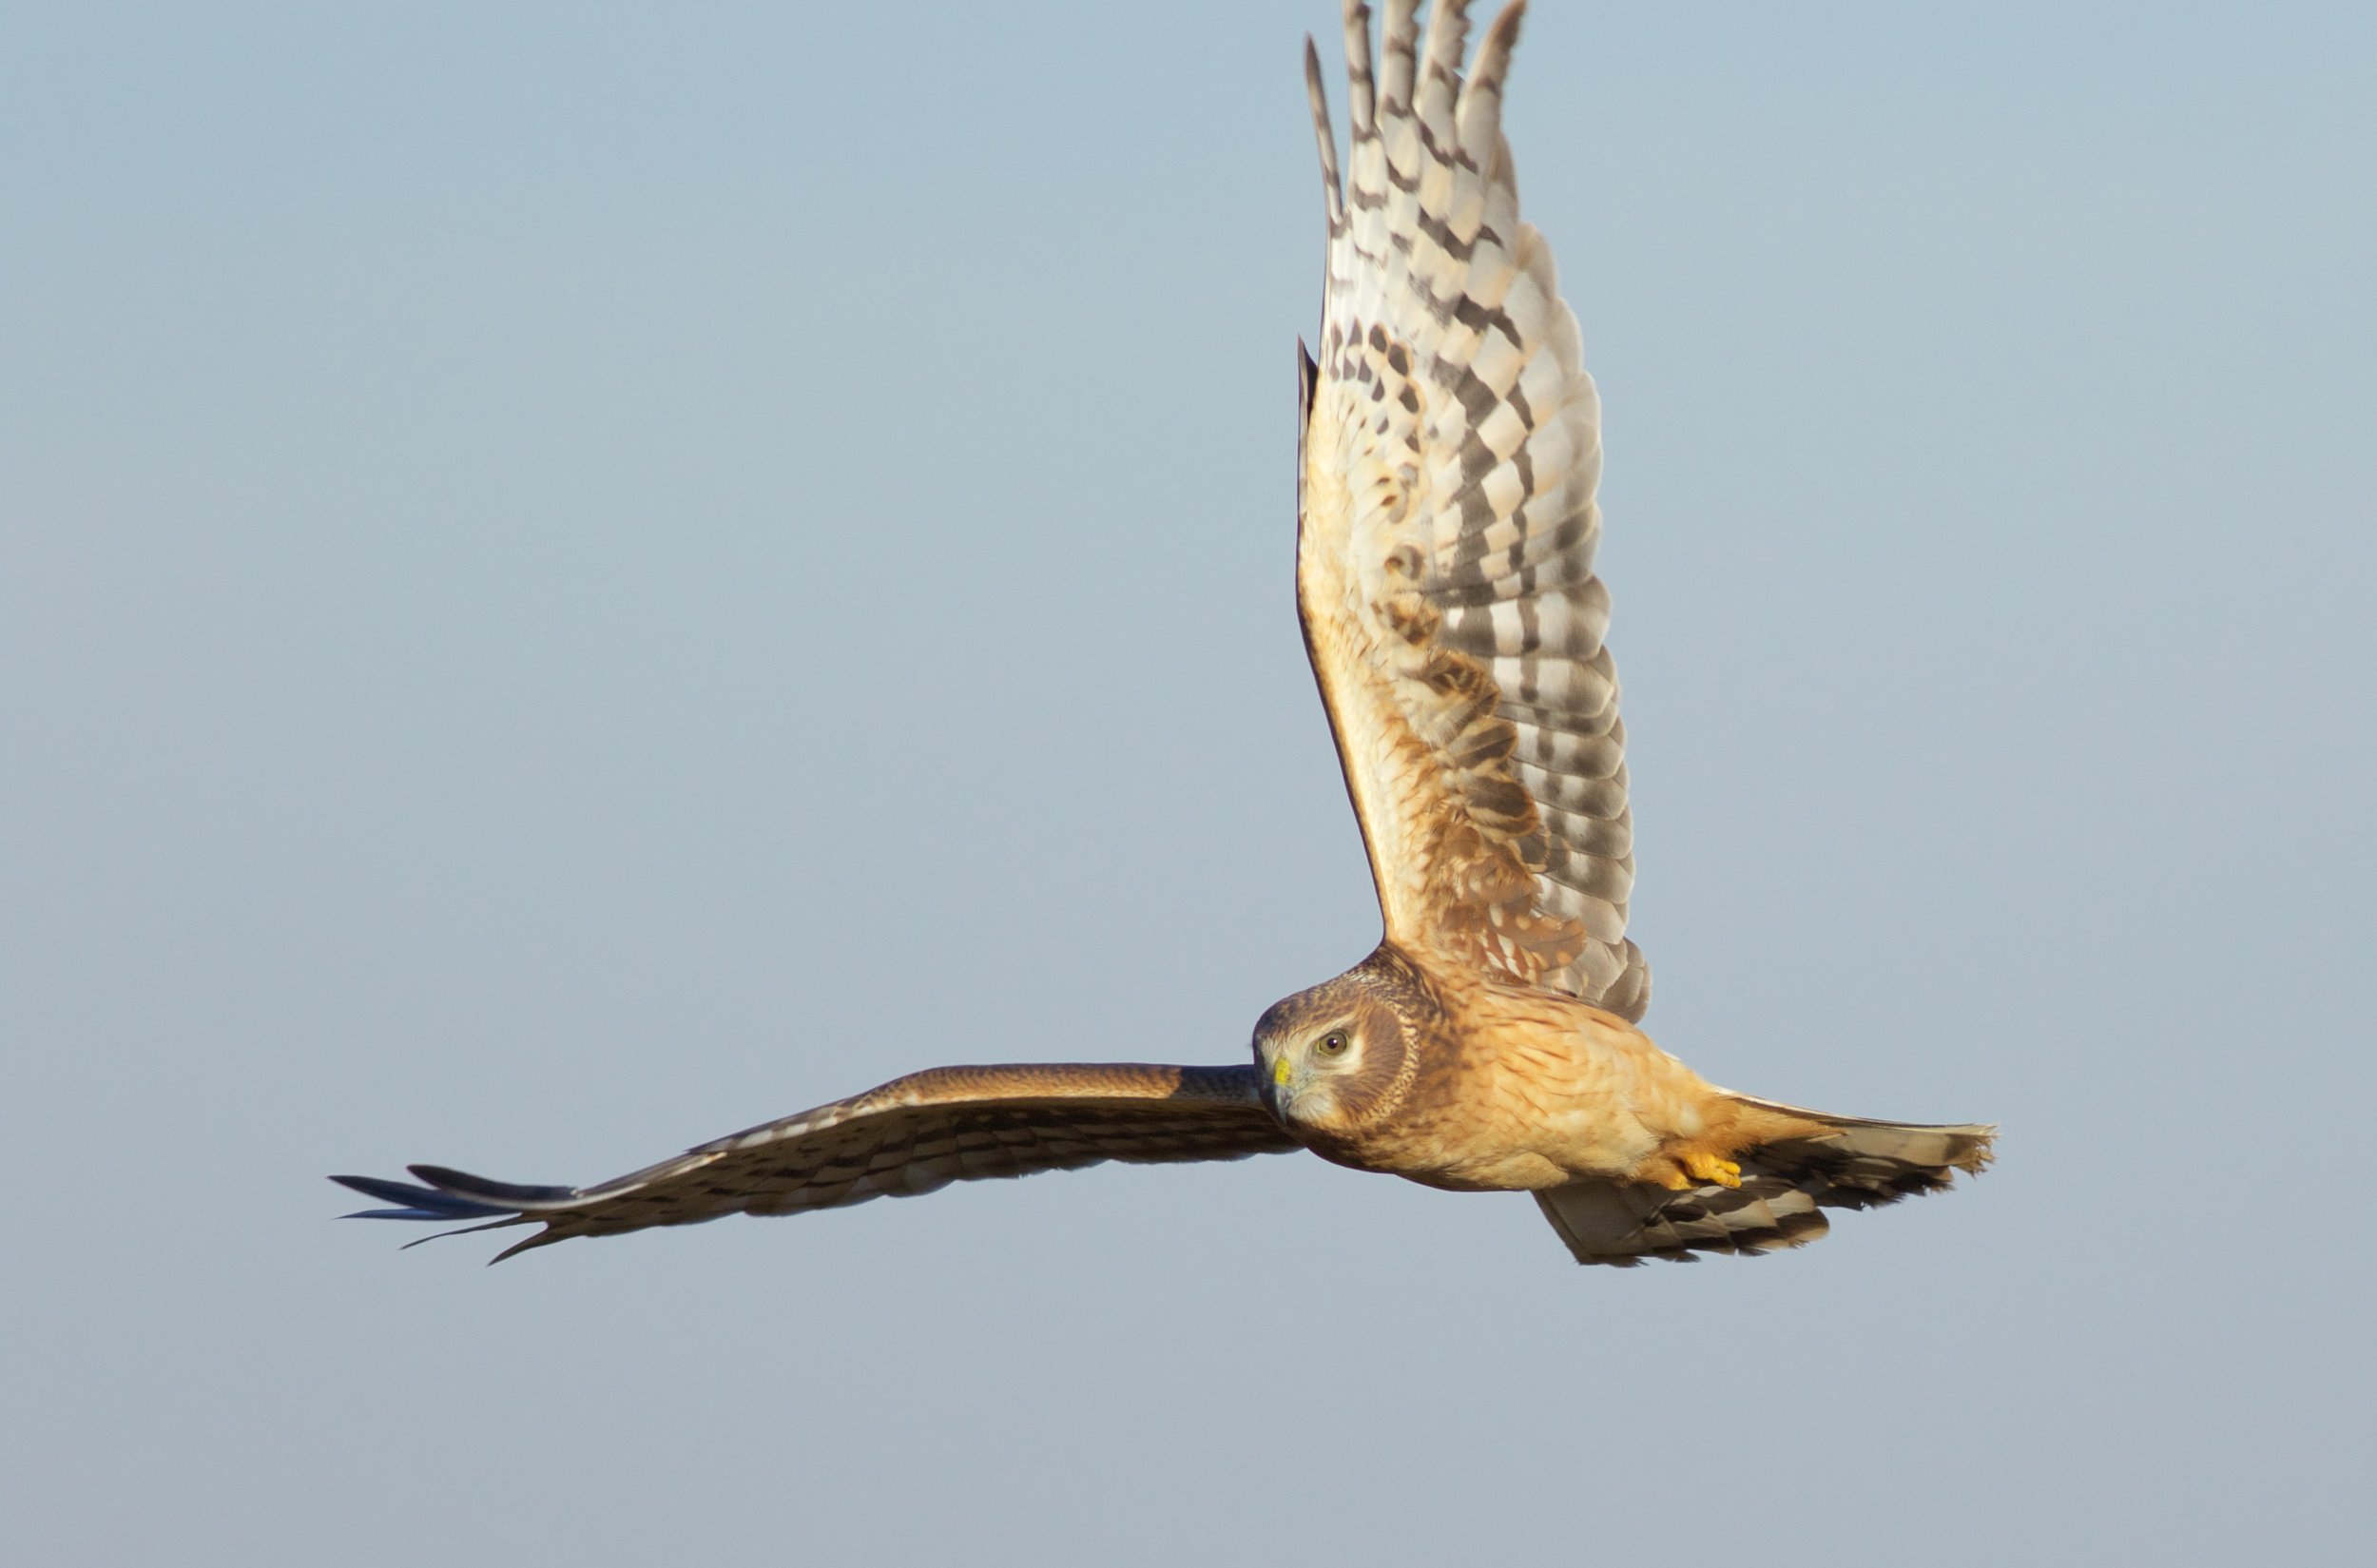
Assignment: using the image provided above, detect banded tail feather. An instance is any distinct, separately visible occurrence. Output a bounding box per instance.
[1535,1102,1997,1266]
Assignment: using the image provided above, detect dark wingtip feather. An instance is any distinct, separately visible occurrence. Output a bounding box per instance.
[329,1172,514,1220]
[488,1227,567,1266]
[400,1215,531,1250]
[405,1164,578,1210]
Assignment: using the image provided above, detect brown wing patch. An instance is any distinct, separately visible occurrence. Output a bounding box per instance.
[1300,358,1586,988]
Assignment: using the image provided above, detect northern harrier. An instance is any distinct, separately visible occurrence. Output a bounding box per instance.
[337,0,1993,1267]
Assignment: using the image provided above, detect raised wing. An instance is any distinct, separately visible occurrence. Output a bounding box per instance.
[1298,0,1648,1017]
[334,1063,1299,1261]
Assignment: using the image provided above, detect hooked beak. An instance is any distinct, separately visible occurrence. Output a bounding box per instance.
[1265,1052,1298,1117]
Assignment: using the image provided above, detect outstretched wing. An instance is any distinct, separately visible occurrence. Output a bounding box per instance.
[1298,0,1648,1017]
[334,1063,1299,1261]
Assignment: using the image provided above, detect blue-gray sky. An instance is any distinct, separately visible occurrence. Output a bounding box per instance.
[5,3,2371,1563]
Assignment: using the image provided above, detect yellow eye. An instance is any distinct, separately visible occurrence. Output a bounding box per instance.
[1316,1030,1350,1057]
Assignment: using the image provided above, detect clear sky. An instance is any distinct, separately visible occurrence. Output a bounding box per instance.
[5,3,2371,1564]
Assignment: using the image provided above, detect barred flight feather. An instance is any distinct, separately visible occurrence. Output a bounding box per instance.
[1298,0,1649,1016]
[332,1064,1297,1262]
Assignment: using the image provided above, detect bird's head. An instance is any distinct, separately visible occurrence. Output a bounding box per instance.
[1252,947,1437,1138]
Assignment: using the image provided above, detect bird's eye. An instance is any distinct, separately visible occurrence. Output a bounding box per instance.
[1316,1030,1350,1057]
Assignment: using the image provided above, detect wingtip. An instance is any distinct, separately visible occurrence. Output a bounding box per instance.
[1303,32,1345,229]
[396,1214,531,1250]
[488,1228,562,1266]
[329,1171,514,1220]
[406,1163,578,1210]
[1487,1,1526,61]
[1465,0,1525,111]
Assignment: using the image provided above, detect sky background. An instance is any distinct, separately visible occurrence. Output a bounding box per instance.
[5,2,2373,1563]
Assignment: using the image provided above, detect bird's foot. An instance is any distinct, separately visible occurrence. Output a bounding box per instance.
[1680,1151,1743,1190]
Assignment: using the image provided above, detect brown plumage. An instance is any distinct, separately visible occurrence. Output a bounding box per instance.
[1250,946,1990,1265]
[334,0,1992,1268]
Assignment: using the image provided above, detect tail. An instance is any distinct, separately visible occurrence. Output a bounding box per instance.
[1534,1100,1996,1267]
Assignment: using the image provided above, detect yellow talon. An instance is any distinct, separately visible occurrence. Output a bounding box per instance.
[1682,1152,1743,1190]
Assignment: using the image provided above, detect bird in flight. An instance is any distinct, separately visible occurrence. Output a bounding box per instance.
[336,0,1992,1268]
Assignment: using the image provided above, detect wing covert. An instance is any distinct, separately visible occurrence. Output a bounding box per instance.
[1298,0,1648,1017]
